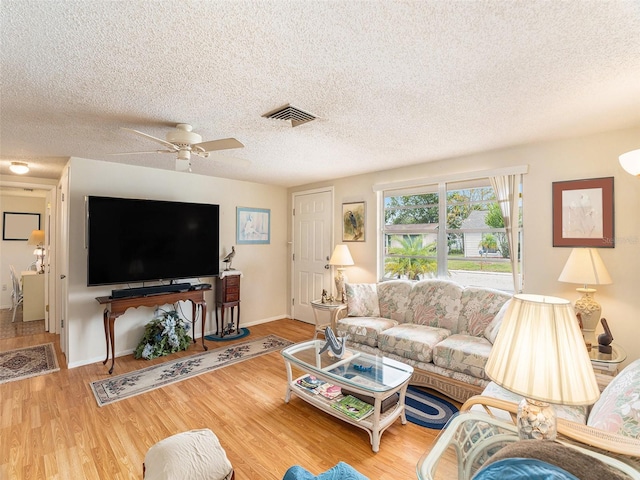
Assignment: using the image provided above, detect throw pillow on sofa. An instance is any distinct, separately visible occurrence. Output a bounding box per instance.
[587,358,640,439]
[282,462,369,480]
[345,283,380,317]
[483,299,512,344]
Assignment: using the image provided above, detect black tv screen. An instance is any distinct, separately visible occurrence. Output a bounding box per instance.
[87,196,219,286]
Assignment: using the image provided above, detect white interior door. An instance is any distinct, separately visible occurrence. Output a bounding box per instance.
[292,189,333,324]
[56,167,69,356]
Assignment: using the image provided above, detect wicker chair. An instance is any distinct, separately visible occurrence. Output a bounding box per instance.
[461,359,640,470]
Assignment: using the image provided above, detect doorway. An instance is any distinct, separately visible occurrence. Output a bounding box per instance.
[291,188,334,324]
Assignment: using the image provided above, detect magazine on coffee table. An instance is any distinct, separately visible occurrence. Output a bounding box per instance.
[331,395,374,421]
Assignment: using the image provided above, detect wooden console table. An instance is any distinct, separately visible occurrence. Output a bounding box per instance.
[96,288,210,374]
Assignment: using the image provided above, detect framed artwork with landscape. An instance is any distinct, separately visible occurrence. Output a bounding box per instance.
[236,207,270,244]
[342,201,365,242]
[552,177,614,248]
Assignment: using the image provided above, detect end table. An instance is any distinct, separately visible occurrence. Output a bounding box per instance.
[310,300,346,338]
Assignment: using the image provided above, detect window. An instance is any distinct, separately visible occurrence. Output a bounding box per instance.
[382,176,522,292]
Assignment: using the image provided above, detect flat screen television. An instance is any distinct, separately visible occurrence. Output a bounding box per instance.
[87,196,219,286]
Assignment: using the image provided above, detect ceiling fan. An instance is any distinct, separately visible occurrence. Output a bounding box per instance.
[112,123,244,171]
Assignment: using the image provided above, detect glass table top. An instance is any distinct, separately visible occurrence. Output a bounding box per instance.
[281,339,413,393]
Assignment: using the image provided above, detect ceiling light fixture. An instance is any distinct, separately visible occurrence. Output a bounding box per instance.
[619,149,640,177]
[9,161,29,174]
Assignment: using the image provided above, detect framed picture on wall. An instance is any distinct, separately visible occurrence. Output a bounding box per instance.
[2,212,41,241]
[342,201,365,242]
[236,207,270,244]
[552,177,614,247]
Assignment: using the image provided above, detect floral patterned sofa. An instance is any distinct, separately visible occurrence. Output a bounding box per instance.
[335,279,512,403]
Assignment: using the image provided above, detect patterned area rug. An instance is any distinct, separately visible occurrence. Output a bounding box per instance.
[0,343,60,384]
[90,334,292,407]
[404,386,459,429]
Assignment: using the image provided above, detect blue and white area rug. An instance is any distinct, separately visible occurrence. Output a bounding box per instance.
[404,386,459,429]
[205,327,250,342]
[90,335,292,407]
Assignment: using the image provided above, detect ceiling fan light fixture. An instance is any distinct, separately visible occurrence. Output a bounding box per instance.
[9,161,29,174]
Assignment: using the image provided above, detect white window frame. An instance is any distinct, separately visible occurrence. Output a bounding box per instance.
[375,165,528,287]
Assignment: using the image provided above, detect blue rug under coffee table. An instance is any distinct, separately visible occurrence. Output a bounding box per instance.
[404,386,459,429]
[205,327,250,341]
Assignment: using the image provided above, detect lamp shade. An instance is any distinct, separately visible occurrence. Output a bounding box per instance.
[27,229,45,246]
[329,244,354,266]
[619,149,640,176]
[485,294,600,406]
[558,248,612,286]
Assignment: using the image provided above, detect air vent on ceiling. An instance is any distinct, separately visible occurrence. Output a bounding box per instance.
[262,104,316,127]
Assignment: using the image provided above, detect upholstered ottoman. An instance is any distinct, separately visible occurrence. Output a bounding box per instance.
[144,428,234,480]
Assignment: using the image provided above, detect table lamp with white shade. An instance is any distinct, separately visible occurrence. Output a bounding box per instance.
[485,294,600,441]
[558,248,612,346]
[328,244,354,303]
[27,229,45,273]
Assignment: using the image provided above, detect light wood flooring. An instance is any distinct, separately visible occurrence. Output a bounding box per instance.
[0,317,459,479]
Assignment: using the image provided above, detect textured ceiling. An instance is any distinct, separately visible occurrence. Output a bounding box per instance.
[1,1,639,187]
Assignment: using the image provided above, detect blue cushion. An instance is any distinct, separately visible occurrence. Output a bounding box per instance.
[282,462,369,480]
[472,458,580,480]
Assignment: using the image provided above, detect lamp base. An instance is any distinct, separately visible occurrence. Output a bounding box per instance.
[575,288,601,346]
[517,398,557,440]
[334,268,348,304]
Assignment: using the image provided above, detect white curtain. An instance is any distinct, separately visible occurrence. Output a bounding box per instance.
[490,174,522,292]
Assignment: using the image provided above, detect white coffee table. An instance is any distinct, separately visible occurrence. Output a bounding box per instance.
[281,339,413,452]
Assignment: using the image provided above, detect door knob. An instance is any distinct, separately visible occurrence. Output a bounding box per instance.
[324,264,330,270]
[60,274,66,279]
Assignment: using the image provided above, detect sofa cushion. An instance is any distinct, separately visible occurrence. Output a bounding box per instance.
[336,317,397,348]
[483,299,512,344]
[345,283,380,317]
[587,358,640,439]
[478,440,630,480]
[458,287,511,336]
[378,324,451,363]
[432,334,493,380]
[405,280,463,332]
[377,280,413,321]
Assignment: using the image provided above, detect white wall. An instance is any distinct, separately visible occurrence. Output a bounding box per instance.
[288,126,640,367]
[66,158,288,367]
[0,193,46,308]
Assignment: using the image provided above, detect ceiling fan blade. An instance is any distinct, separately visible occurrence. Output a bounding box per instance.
[195,138,244,152]
[108,150,175,156]
[121,127,178,150]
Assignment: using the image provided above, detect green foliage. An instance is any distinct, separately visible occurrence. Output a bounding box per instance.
[134,310,192,360]
[385,194,439,225]
[485,203,510,258]
[385,235,437,279]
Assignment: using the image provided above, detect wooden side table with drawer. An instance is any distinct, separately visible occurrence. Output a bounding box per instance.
[215,271,242,337]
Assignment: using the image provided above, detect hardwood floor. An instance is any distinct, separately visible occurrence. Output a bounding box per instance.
[0,318,459,479]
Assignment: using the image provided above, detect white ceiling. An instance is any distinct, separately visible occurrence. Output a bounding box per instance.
[1,1,639,187]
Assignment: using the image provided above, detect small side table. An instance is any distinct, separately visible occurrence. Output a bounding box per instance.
[215,270,242,337]
[310,300,346,338]
[588,343,626,389]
